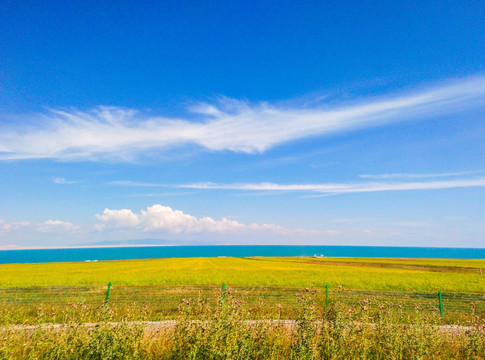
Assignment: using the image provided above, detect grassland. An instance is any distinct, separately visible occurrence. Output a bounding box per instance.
[1,256,484,358]
[1,256,484,293]
[0,256,483,325]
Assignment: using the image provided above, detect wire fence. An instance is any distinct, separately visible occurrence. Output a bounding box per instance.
[0,285,483,323]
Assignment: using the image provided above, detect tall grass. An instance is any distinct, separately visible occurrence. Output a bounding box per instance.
[1,292,484,359]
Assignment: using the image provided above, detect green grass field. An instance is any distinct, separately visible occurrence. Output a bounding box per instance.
[1,257,484,358]
[1,256,483,325]
[1,256,484,292]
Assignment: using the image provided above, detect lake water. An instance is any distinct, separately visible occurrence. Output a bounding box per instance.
[0,245,484,264]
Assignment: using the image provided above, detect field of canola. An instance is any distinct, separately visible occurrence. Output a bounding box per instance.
[1,256,484,293]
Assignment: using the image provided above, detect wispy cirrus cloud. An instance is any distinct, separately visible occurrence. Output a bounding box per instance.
[108,180,168,187]
[0,76,484,161]
[181,177,485,195]
[127,192,194,198]
[108,171,485,195]
[358,171,483,179]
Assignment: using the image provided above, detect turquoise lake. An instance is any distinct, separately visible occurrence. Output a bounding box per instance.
[1,245,484,264]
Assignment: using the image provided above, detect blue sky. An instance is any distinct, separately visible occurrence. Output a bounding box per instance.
[0,1,484,248]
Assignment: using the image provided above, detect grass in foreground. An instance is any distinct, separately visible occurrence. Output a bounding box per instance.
[1,293,484,359]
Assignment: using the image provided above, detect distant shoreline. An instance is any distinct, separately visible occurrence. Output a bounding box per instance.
[2,244,485,251]
[0,244,177,251]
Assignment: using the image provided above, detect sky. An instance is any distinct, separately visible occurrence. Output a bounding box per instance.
[0,0,484,248]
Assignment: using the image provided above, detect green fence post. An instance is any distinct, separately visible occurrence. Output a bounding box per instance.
[222,283,226,301]
[438,291,443,318]
[325,284,329,308]
[104,282,112,310]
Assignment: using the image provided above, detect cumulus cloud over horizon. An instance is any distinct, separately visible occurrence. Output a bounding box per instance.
[0,206,321,239]
[1,76,484,161]
[95,204,315,235]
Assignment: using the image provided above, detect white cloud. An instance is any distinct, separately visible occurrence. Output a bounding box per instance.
[0,220,31,232]
[358,171,483,179]
[38,220,77,232]
[140,205,244,233]
[44,220,72,226]
[388,221,429,228]
[127,192,193,198]
[181,177,485,195]
[0,219,77,233]
[108,181,166,187]
[95,208,140,229]
[0,76,484,161]
[53,177,79,184]
[95,204,317,235]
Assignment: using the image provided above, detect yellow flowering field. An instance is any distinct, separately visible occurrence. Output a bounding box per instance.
[1,256,483,293]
